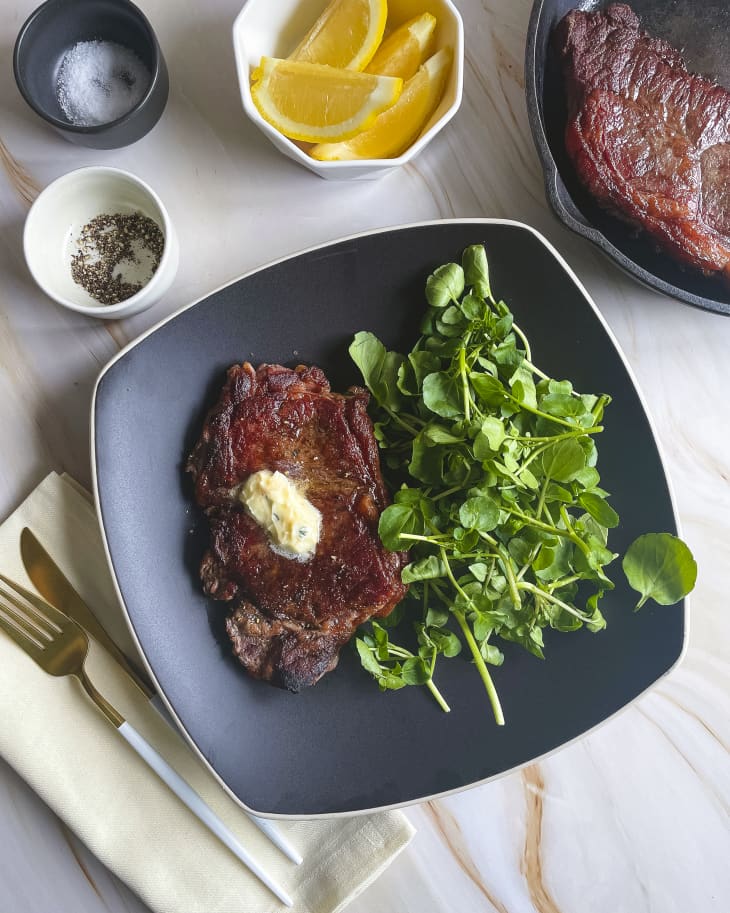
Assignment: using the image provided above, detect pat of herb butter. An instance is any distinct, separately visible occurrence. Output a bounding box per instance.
[240,470,321,559]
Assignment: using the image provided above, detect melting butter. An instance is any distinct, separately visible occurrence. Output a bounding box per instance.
[240,470,321,559]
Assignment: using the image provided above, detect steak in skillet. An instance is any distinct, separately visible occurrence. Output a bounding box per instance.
[554,3,730,281]
[187,362,408,691]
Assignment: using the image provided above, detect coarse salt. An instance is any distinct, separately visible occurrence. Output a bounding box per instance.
[57,40,151,127]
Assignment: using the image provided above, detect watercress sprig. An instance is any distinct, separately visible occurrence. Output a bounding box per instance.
[351,245,696,724]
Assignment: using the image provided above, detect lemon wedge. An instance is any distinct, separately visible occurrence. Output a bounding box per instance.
[365,12,437,80]
[289,0,388,71]
[310,47,451,160]
[251,57,402,143]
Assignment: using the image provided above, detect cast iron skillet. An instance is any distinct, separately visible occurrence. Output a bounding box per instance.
[93,220,686,818]
[526,0,730,316]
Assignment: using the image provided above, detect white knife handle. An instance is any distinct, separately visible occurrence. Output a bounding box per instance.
[145,695,302,865]
[117,721,293,907]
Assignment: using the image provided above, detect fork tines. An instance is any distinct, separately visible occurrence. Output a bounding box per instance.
[0,574,62,653]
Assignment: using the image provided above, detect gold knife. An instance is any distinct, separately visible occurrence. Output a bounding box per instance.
[20,527,155,699]
[18,526,303,864]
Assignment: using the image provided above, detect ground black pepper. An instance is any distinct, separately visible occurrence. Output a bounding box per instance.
[70,211,164,305]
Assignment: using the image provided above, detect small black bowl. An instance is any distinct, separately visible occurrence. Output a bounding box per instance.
[526,0,730,316]
[13,0,168,149]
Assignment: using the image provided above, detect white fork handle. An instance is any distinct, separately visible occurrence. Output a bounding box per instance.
[118,721,293,908]
[146,694,302,865]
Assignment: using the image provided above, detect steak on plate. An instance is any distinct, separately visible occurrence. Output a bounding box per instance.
[554,3,730,281]
[187,362,408,691]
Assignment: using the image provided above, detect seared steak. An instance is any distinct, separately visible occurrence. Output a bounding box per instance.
[187,362,407,691]
[554,4,730,281]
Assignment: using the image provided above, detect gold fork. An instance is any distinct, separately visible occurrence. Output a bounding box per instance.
[0,574,293,908]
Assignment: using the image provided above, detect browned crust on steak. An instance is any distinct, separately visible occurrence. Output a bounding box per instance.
[554,3,730,281]
[187,362,408,691]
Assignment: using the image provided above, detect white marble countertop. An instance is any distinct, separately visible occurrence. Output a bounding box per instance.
[1,0,729,910]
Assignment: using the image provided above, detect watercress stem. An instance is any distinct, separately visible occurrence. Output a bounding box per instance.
[426,678,451,713]
[384,407,421,436]
[458,348,471,422]
[518,581,592,623]
[453,609,505,725]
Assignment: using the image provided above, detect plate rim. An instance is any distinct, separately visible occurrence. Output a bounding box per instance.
[90,217,690,819]
[524,0,730,317]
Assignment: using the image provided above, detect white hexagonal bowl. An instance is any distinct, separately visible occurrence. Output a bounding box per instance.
[232,0,464,180]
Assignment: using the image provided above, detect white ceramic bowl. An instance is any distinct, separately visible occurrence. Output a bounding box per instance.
[232,0,464,180]
[24,166,179,319]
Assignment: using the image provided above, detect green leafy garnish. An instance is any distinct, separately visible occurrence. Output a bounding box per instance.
[350,245,696,724]
[622,533,697,609]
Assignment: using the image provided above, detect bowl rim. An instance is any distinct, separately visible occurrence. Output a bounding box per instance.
[231,0,465,172]
[13,0,163,135]
[524,0,730,317]
[90,216,689,819]
[23,165,176,316]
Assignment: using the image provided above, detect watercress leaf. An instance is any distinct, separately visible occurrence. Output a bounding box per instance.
[408,349,441,388]
[519,467,540,491]
[426,606,449,627]
[508,537,534,565]
[462,244,490,297]
[429,629,462,657]
[378,503,421,550]
[494,314,514,339]
[348,332,404,410]
[579,492,620,528]
[574,466,600,489]
[440,304,464,326]
[480,641,505,666]
[539,393,586,420]
[455,528,480,552]
[393,487,422,505]
[622,533,697,609]
[426,263,465,308]
[424,607,449,628]
[423,424,465,444]
[548,379,573,396]
[544,482,573,503]
[577,514,609,546]
[476,355,498,375]
[470,372,508,406]
[540,439,586,482]
[584,590,607,632]
[379,672,407,691]
[402,555,447,583]
[472,613,493,641]
[349,331,386,398]
[481,416,506,450]
[409,438,445,484]
[435,318,465,338]
[422,372,464,419]
[493,338,522,368]
[468,562,489,582]
[396,359,417,396]
[460,293,483,320]
[356,638,383,676]
[501,625,544,659]
[510,366,537,409]
[459,495,500,532]
[533,538,573,581]
[473,432,494,461]
[380,350,406,410]
[402,656,431,685]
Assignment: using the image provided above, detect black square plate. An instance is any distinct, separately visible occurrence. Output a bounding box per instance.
[526,0,730,315]
[93,220,686,817]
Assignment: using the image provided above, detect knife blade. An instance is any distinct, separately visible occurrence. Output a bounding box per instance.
[19,526,303,865]
[20,527,155,698]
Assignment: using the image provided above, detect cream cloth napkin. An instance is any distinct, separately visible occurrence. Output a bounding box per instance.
[0,472,414,913]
